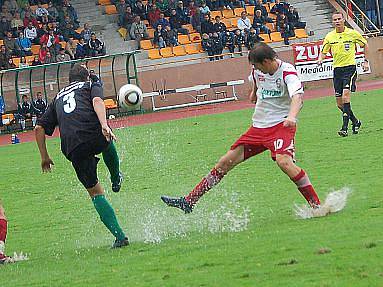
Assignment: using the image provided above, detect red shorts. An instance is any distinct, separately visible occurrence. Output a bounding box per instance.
[231,122,296,161]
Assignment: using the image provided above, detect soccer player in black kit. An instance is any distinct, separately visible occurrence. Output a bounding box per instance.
[35,64,129,248]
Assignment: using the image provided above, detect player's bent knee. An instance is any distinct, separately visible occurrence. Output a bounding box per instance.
[275,154,292,171]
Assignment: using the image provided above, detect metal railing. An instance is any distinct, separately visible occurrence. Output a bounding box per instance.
[334,0,381,36]
[0,51,140,112]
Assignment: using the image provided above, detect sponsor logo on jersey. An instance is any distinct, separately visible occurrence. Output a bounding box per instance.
[344,43,350,51]
[276,78,282,89]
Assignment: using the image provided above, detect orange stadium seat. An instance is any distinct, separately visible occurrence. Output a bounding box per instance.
[185,43,201,55]
[104,99,118,109]
[268,2,275,12]
[259,33,272,43]
[147,28,155,39]
[189,32,202,43]
[197,42,204,52]
[178,34,191,45]
[234,8,245,17]
[12,57,20,67]
[105,5,117,14]
[99,0,112,5]
[140,39,154,50]
[2,114,14,125]
[26,55,35,64]
[222,9,234,18]
[270,32,283,42]
[222,18,232,28]
[231,18,238,28]
[172,45,187,56]
[0,39,3,46]
[266,22,275,32]
[160,47,174,58]
[210,10,223,19]
[295,29,308,38]
[31,45,40,55]
[143,19,150,27]
[245,5,255,15]
[148,49,162,59]
[182,24,195,33]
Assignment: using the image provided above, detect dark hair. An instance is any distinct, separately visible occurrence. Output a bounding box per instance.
[248,43,277,64]
[69,63,89,83]
[332,11,344,18]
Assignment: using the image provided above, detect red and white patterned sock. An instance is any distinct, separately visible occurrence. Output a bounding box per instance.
[291,169,321,207]
[185,168,225,206]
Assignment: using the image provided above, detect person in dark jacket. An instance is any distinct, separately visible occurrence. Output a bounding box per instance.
[234,29,245,56]
[213,16,226,36]
[222,30,235,56]
[211,32,224,60]
[17,94,36,129]
[201,33,214,61]
[286,6,306,29]
[87,33,105,57]
[33,92,47,118]
[75,38,88,59]
[246,27,263,50]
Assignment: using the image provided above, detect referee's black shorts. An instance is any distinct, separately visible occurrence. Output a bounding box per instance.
[333,65,357,97]
[67,137,109,189]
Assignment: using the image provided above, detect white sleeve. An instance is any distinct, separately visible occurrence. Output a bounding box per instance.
[283,65,303,97]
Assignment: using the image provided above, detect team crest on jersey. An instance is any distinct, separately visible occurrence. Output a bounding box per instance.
[276,78,282,89]
[258,75,265,82]
[344,43,350,51]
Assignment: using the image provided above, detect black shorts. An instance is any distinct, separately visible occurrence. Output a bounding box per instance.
[333,65,357,97]
[67,137,109,189]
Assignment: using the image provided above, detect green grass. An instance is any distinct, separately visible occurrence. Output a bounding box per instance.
[1,90,383,286]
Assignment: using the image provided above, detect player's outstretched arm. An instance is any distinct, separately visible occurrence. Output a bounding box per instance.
[284,93,303,127]
[92,97,116,142]
[34,125,54,172]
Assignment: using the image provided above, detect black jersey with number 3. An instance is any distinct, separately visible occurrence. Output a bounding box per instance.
[37,81,104,157]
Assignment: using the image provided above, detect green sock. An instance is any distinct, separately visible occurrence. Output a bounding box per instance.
[102,141,120,183]
[92,195,126,241]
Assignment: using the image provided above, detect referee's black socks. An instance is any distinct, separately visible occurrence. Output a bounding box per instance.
[342,103,351,130]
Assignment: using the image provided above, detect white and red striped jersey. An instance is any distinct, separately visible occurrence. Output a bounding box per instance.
[250,59,303,128]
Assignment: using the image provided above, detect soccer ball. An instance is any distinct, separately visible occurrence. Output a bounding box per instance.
[118,84,143,110]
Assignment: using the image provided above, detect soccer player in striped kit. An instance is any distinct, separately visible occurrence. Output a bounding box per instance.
[162,43,321,213]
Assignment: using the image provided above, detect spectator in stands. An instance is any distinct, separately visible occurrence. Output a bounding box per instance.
[31,55,42,66]
[186,0,198,18]
[16,31,32,56]
[65,38,77,59]
[0,7,13,23]
[17,94,36,129]
[155,13,170,28]
[156,0,170,16]
[276,12,294,45]
[254,0,269,18]
[163,24,178,46]
[61,22,81,41]
[33,92,47,118]
[133,0,148,21]
[199,1,210,17]
[19,56,29,68]
[237,11,252,35]
[80,23,92,42]
[270,0,289,15]
[3,0,19,15]
[44,50,55,63]
[16,0,29,10]
[200,13,214,36]
[252,9,271,34]
[222,30,235,56]
[175,1,190,24]
[21,3,36,19]
[7,57,16,68]
[153,23,166,48]
[24,22,39,44]
[0,17,11,40]
[211,32,223,60]
[56,47,70,62]
[40,29,60,56]
[47,1,58,22]
[130,16,149,49]
[169,9,188,34]
[116,0,127,26]
[201,33,214,61]
[286,6,305,29]
[87,33,106,57]
[38,43,49,62]
[213,16,226,36]
[190,8,201,33]
[23,11,39,28]
[4,31,21,57]
[32,91,46,118]
[121,6,135,39]
[148,3,161,27]
[0,45,10,70]
[246,26,263,49]
[233,28,245,55]
[11,13,24,36]
[75,37,87,59]
[35,3,49,21]
[65,2,80,29]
